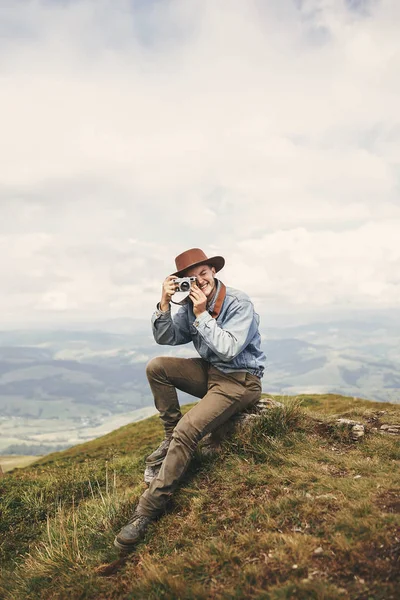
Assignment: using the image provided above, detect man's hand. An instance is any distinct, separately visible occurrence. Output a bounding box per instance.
[160,275,179,311]
[189,282,207,318]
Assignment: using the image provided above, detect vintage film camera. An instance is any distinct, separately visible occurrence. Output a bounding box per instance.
[173,276,197,293]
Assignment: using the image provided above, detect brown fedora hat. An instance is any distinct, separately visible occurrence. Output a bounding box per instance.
[173,248,225,277]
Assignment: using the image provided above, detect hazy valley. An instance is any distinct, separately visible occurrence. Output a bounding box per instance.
[0,313,399,455]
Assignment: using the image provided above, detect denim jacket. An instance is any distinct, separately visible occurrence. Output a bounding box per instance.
[151,281,266,378]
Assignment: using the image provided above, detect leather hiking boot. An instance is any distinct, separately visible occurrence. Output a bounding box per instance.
[145,438,171,466]
[114,514,154,552]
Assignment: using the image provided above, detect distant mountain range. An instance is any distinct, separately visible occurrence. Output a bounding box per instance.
[265,318,400,402]
[0,314,399,454]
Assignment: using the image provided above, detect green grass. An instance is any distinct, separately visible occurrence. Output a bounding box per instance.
[0,394,399,599]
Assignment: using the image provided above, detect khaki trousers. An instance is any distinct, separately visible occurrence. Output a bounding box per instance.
[136,356,262,518]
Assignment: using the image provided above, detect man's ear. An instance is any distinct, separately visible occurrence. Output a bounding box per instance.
[211,267,216,275]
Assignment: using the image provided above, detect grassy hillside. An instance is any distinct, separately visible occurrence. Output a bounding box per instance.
[0,394,399,599]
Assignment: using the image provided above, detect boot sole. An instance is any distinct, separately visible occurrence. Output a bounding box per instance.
[145,456,167,467]
[114,536,137,553]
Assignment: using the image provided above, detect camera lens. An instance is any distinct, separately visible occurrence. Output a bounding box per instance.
[180,281,190,291]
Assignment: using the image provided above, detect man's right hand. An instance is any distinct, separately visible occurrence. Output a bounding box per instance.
[160,275,178,311]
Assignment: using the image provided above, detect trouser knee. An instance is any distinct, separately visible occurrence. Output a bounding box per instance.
[146,356,167,382]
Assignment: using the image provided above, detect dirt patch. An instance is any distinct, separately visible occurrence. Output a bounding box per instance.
[364,412,385,428]
[326,529,400,599]
[327,464,350,477]
[376,489,400,514]
[95,555,131,577]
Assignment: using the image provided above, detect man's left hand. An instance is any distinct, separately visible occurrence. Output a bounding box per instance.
[189,283,207,318]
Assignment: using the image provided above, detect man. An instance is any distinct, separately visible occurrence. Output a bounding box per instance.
[114,248,266,552]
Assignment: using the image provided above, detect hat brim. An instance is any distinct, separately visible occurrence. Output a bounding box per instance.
[172,256,225,277]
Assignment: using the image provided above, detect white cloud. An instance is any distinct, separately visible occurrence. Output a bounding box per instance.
[0,0,399,324]
[229,218,400,311]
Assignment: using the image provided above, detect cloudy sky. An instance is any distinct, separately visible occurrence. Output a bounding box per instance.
[1,0,399,326]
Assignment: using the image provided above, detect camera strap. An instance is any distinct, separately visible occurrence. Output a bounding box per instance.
[209,281,226,319]
[170,294,190,306]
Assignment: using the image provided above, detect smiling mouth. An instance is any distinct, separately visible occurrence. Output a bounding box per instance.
[199,283,208,291]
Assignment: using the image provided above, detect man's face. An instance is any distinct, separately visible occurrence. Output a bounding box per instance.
[185,264,216,298]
